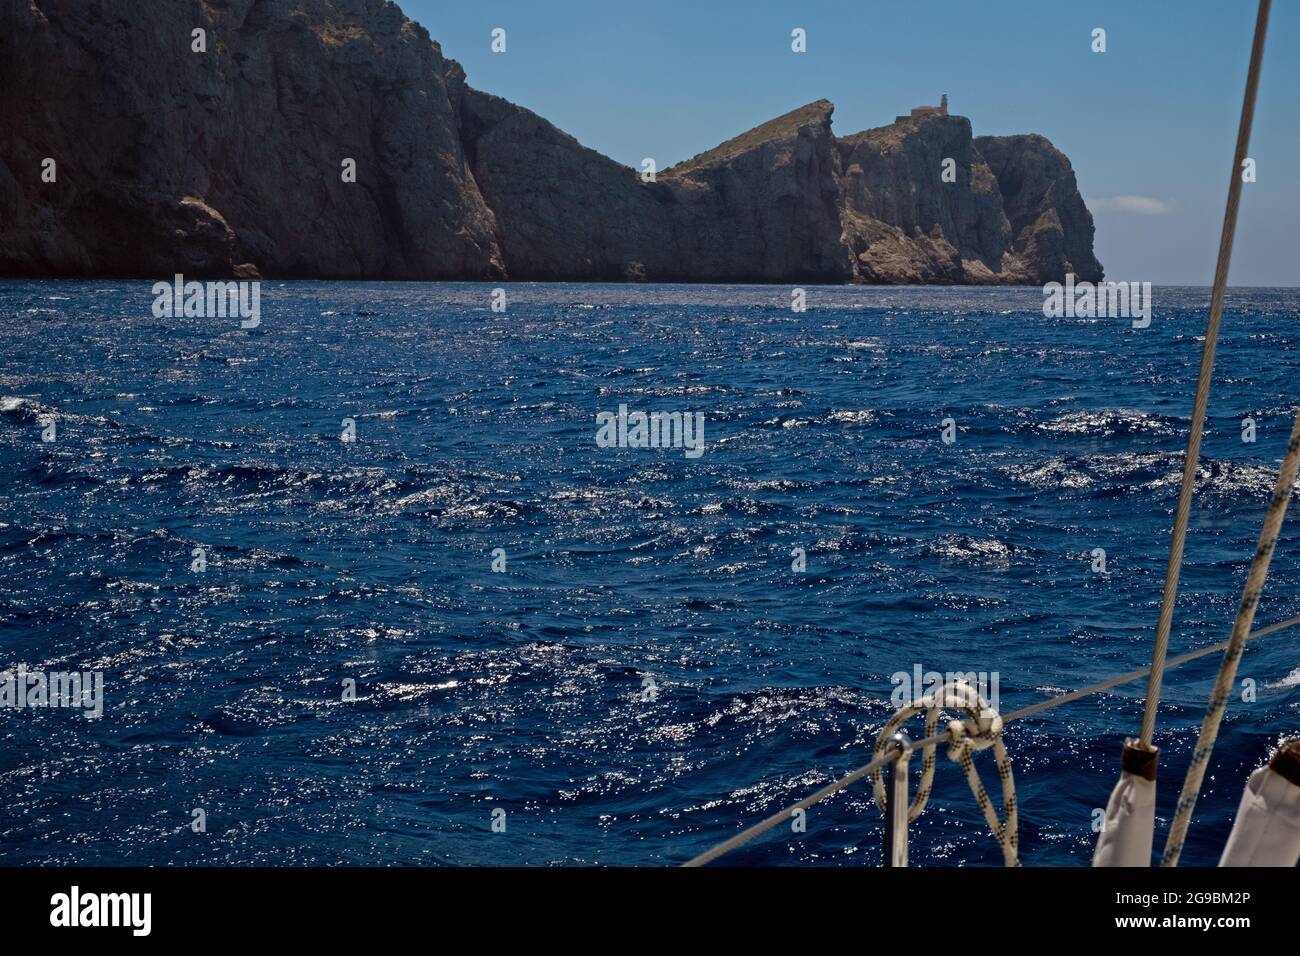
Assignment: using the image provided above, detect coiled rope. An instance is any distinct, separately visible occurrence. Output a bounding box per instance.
[1161,410,1300,865]
[685,1,1280,869]
[869,680,1018,865]
[682,613,1300,867]
[1138,0,1271,750]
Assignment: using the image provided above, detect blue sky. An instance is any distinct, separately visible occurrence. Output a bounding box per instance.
[401,0,1299,285]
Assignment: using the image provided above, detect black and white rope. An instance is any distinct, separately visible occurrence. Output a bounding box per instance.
[683,613,1298,867]
[1161,412,1300,866]
[868,680,1019,865]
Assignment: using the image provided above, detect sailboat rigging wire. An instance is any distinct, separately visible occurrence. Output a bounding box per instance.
[686,0,1279,873]
[682,612,1299,867]
[1138,0,1271,750]
[1161,414,1300,866]
[681,731,946,868]
[1003,613,1299,723]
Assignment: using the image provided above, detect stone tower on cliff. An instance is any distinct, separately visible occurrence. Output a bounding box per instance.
[904,94,950,120]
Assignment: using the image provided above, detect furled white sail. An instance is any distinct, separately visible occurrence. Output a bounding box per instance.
[1093,740,1157,867]
[1219,740,1300,867]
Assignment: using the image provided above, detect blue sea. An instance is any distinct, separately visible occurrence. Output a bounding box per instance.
[1,281,1297,867]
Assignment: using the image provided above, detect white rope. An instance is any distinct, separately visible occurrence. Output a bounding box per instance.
[870,680,1019,866]
[682,613,1300,866]
[684,5,1278,871]
[1138,0,1271,749]
[1161,409,1300,865]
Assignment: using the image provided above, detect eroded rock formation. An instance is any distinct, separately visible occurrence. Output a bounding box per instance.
[0,0,1102,284]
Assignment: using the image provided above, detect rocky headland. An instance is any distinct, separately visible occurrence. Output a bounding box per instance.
[0,0,1102,284]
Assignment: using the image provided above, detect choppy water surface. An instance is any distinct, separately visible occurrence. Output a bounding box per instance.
[1,281,1298,866]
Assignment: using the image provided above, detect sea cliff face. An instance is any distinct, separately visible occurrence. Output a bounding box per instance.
[0,0,1102,284]
[0,0,503,279]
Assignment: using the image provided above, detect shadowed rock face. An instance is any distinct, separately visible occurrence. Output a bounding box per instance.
[838,116,1011,283]
[974,134,1103,284]
[0,0,1101,284]
[0,0,503,279]
[836,118,1103,284]
[455,92,852,282]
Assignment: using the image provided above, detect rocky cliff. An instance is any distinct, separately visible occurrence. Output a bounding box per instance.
[0,0,503,279]
[0,0,1102,284]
